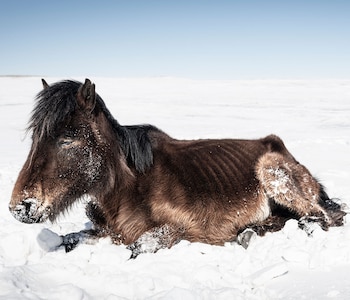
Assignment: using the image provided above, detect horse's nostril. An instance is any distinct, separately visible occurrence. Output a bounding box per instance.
[22,198,38,214]
[23,200,32,214]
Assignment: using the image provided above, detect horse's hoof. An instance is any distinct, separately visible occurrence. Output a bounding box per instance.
[61,232,82,252]
[236,228,257,249]
[63,240,79,252]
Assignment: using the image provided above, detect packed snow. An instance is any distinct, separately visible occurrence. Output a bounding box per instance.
[0,77,349,299]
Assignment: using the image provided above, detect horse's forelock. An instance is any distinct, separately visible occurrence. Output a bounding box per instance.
[28,80,81,141]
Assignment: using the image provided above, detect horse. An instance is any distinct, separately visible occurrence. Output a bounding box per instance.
[9,79,346,257]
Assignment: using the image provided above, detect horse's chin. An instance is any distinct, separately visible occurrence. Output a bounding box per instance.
[9,198,52,224]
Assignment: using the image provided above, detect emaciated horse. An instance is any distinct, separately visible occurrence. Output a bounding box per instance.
[9,79,346,257]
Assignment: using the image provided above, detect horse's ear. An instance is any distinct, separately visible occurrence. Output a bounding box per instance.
[41,79,49,89]
[77,78,96,113]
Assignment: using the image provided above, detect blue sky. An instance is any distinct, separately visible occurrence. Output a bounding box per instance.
[1,0,349,79]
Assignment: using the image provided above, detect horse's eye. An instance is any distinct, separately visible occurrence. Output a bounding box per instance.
[58,138,73,148]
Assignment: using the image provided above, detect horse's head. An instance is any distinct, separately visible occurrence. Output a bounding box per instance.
[9,79,130,223]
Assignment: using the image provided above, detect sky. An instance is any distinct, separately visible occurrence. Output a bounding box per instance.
[1,0,349,79]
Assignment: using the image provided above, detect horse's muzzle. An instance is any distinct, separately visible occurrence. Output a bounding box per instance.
[9,198,50,224]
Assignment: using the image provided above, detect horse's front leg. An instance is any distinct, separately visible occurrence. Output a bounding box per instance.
[37,227,106,252]
[61,200,110,252]
[61,228,104,252]
[127,224,184,259]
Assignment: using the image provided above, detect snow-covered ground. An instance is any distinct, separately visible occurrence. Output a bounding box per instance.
[0,77,349,299]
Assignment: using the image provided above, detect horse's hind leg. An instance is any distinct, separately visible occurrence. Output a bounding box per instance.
[246,215,290,236]
[237,215,290,248]
[256,152,331,230]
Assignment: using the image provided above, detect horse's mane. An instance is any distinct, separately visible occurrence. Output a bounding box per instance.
[29,80,81,141]
[29,80,155,173]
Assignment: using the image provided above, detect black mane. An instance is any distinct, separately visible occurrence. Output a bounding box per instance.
[30,80,156,173]
[116,125,156,173]
[29,80,81,140]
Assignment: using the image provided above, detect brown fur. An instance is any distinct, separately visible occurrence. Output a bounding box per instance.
[9,79,346,255]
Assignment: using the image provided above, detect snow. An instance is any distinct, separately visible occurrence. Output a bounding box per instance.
[1,77,350,299]
[267,167,291,197]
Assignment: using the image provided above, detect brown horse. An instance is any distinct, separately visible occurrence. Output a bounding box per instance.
[9,79,346,257]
